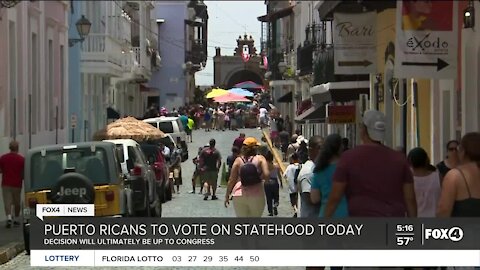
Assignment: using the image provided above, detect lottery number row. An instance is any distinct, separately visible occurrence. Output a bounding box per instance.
[169,255,260,263]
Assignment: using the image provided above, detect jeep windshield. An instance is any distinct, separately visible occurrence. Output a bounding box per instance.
[30,147,110,191]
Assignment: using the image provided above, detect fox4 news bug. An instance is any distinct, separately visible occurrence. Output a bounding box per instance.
[424,226,464,242]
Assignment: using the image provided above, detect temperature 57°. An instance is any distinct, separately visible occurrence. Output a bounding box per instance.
[397,236,414,246]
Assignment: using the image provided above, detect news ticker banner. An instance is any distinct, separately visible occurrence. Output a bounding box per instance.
[31,218,480,250]
[31,217,480,267]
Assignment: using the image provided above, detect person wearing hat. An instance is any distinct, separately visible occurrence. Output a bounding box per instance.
[286,134,299,161]
[323,110,417,218]
[225,137,269,217]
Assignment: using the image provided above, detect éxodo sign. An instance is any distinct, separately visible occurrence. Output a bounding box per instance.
[333,12,377,75]
[394,1,458,79]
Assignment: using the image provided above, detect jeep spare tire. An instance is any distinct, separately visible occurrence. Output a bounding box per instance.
[50,173,95,204]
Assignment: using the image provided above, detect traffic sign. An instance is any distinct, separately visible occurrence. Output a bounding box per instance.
[394,1,458,79]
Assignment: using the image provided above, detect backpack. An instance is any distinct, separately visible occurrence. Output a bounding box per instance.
[240,156,262,186]
[201,148,218,170]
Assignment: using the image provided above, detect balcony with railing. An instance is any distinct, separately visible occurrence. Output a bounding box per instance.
[297,43,314,77]
[81,33,124,77]
[107,14,132,45]
[186,39,207,68]
[313,45,334,85]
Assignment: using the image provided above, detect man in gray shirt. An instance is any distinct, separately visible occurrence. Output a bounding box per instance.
[298,136,324,218]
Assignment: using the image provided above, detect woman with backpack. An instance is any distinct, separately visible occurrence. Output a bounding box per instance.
[224,137,270,217]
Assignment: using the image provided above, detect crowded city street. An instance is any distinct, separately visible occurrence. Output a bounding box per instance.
[2,0,480,269]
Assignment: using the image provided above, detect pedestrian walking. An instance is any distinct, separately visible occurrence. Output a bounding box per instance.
[190,146,205,194]
[284,153,301,217]
[233,133,246,150]
[297,135,323,218]
[436,140,459,182]
[286,134,299,161]
[0,141,25,228]
[279,130,290,161]
[407,147,441,217]
[296,139,309,164]
[199,139,221,200]
[204,109,212,132]
[225,137,269,217]
[226,146,240,186]
[310,134,348,218]
[437,132,480,217]
[323,110,417,218]
[258,107,268,128]
[170,142,183,194]
[187,116,194,142]
[263,151,282,216]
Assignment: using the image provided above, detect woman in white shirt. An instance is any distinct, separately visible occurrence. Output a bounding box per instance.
[283,153,301,217]
[407,147,441,217]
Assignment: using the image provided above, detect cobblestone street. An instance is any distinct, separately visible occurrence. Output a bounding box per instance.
[4,128,303,270]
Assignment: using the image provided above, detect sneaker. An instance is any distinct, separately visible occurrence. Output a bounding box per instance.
[273,207,278,216]
[268,213,273,216]
[203,196,208,200]
[5,220,12,229]
[189,190,195,194]
[211,195,218,200]
[293,213,297,218]
[13,221,20,227]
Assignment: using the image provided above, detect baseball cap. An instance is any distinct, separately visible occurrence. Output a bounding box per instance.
[243,137,261,147]
[362,110,386,142]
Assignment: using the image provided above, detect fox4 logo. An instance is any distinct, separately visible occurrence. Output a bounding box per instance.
[424,227,464,242]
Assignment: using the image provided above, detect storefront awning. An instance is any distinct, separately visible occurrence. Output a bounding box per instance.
[295,105,326,123]
[277,91,292,103]
[257,5,294,22]
[310,81,370,103]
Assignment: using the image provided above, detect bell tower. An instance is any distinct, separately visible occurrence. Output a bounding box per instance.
[234,34,257,56]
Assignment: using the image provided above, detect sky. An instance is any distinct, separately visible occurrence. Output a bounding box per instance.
[195,1,266,86]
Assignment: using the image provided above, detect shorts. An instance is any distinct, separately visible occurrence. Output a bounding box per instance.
[186,128,192,135]
[260,116,267,125]
[2,186,21,211]
[200,170,218,186]
[289,192,298,206]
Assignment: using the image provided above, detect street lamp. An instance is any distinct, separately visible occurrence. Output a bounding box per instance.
[69,15,92,47]
[464,0,475,28]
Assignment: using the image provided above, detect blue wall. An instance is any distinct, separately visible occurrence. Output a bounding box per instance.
[150,2,187,110]
[68,0,83,142]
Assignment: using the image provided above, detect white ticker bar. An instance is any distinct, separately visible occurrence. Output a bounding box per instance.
[31,250,480,267]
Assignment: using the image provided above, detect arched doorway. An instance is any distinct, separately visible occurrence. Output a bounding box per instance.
[226,70,263,88]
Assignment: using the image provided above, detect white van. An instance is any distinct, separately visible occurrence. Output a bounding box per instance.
[143,117,188,161]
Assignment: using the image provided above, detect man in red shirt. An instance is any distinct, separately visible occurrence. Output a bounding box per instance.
[324,110,417,217]
[233,133,246,150]
[0,141,25,228]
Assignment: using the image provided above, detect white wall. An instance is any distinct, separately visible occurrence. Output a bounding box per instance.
[461,1,480,134]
